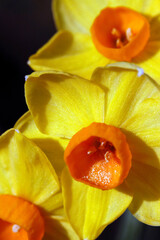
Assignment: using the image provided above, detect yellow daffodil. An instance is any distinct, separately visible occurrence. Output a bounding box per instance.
[16,63,160,239]
[0,128,79,240]
[28,0,160,83]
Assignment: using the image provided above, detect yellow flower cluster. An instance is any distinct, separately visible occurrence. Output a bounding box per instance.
[1,0,160,239]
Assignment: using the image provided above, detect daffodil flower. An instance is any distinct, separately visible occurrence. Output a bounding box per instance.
[0,129,79,240]
[17,63,160,239]
[28,0,160,83]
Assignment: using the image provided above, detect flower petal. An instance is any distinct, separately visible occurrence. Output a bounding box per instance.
[53,0,107,33]
[104,0,160,17]
[128,161,160,225]
[91,63,160,127]
[44,215,80,240]
[122,98,160,169]
[61,167,133,239]
[134,41,160,85]
[149,14,160,41]
[28,31,107,79]
[39,192,63,214]
[0,129,61,212]
[15,111,69,176]
[52,0,160,32]
[25,71,105,138]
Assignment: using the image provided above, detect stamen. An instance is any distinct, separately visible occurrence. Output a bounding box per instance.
[126,28,132,42]
[104,151,110,162]
[116,38,123,48]
[111,28,121,38]
[87,146,97,155]
[12,224,21,233]
[99,141,106,149]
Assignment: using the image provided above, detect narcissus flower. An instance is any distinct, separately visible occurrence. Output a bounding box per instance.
[28,0,160,83]
[0,129,79,240]
[19,63,160,239]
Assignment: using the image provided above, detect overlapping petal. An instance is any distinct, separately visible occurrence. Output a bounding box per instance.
[44,214,80,240]
[25,71,105,138]
[0,129,60,212]
[61,168,132,240]
[0,129,81,239]
[149,15,160,41]
[14,111,69,176]
[53,0,160,32]
[134,41,160,84]
[123,98,160,147]
[91,63,160,226]
[128,161,160,225]
[28,31,108,79]
[91,63,160,127]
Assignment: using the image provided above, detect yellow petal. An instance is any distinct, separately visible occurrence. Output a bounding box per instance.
[149,14,160,41]
[25,71,105,138]
[61,168,133,239]
[15,111,69,176]
[44,215,80,240]
[134,41,160,85]
[102,0,160,17]
[28,31,107,79]
[91,63,159,127]
[53,0,106,33]
[122,98,160,167]
[52,0,160,32]
[0,129,61,212]
[40,192,63,214]
[127,161,160,226]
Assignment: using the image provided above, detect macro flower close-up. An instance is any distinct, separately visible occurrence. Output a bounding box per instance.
[0,128,79,240]
[28,0,160,83]
[14,63,160,239]
[1,1,160,239]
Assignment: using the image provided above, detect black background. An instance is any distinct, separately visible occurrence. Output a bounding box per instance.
[1,0,160,239]
[0,0,55,134]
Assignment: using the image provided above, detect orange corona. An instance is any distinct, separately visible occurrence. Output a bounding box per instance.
[91,7,150,61]
[0,195,44,240]
[64,123,132,190]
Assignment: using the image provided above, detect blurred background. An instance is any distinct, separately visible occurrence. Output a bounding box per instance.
[0,0,55,134]
[1,0,160,239]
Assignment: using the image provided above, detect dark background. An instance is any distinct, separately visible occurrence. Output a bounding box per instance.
[1,0,160,239]
[0,0,55,134]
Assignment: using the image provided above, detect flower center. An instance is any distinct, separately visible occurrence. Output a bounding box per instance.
[64,123,132,190]
[0,195,45,240]
[111,27,133,48]
[90,6,150,61]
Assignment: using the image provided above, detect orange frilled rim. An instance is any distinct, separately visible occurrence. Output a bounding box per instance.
[64,123,132,190]
[0,195,44,240]
[90,6,150,61]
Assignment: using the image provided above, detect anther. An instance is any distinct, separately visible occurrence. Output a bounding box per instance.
[98,140,107,150]
[111,28,121,38]
[12,224,21,233]
[87,146,97,155]
[116,38,123,48]
[104,151,110,162]
[126,28,132,42]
